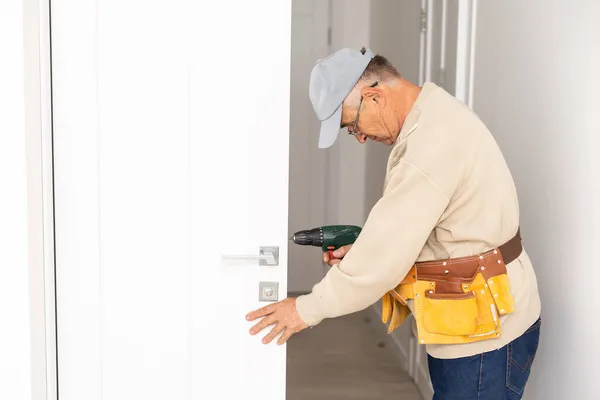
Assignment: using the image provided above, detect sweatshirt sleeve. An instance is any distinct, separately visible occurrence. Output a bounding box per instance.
[295,159,451,326]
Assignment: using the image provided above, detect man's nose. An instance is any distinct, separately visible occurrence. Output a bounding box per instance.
[355,133,367,143]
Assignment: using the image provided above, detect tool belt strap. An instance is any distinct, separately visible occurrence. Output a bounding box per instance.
[381,229,522,345]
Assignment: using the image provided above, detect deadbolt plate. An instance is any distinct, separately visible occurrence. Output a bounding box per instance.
[259,281,279,302]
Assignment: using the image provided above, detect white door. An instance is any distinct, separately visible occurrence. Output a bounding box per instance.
[52,1,291,399]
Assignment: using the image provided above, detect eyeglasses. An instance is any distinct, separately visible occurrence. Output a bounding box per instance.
[348,81,378,136]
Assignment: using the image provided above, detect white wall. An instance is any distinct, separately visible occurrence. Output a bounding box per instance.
[22,0,58,397]
[0,2,33,399]
[472,1,600,398]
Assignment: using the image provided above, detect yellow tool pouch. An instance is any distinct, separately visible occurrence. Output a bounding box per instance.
[381,229,522,345]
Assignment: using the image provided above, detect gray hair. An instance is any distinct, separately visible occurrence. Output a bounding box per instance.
[344,47,401,109]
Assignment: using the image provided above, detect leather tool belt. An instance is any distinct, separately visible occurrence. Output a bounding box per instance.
[381,229,522,345]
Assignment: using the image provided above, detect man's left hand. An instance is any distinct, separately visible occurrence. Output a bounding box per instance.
[246,297,310,345]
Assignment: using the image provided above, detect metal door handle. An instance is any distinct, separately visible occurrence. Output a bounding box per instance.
[221,246,279,266]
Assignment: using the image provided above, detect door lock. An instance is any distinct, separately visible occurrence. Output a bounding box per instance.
[259,282,279,302]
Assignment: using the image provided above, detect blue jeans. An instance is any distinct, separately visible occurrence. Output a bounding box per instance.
[427,317,541,400]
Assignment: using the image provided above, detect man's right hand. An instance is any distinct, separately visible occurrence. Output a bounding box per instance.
[322,244,353,266]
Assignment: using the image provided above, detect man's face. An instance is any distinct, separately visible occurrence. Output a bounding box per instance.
[339,84,400,146]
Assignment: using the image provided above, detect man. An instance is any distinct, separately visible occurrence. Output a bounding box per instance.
[246,47,542,399]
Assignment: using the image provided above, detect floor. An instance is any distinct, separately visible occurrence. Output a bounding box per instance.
[286,307,423,400]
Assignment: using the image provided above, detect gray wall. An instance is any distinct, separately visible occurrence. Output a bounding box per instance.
[288,0,331,293]
[365,0,423,213]
[472,1,600,398]
[327,0,371,227]
[327,0,424,223]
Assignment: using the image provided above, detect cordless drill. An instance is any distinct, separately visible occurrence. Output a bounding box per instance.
[290,225,362,260]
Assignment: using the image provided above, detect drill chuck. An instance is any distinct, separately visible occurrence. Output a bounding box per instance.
[291,227,324,247]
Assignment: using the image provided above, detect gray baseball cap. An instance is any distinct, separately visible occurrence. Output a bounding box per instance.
[309,47,375,148]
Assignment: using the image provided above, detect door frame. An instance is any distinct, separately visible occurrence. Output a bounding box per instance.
[23,0,58,399]
[455,0,478,106]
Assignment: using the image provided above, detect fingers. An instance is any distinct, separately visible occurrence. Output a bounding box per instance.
[332,245,351,258]
[262,323,285,344]
[249,314,276,335]
[327,258,342,266]
[323,245,352,265]
[277,327,295,345]
[246,303,274,321]
[246,297,310,345]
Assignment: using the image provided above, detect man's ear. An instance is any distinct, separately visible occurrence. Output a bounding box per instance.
[363,86,385,107]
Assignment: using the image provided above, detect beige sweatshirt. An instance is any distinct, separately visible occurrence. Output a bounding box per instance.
[296,82,542,359]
